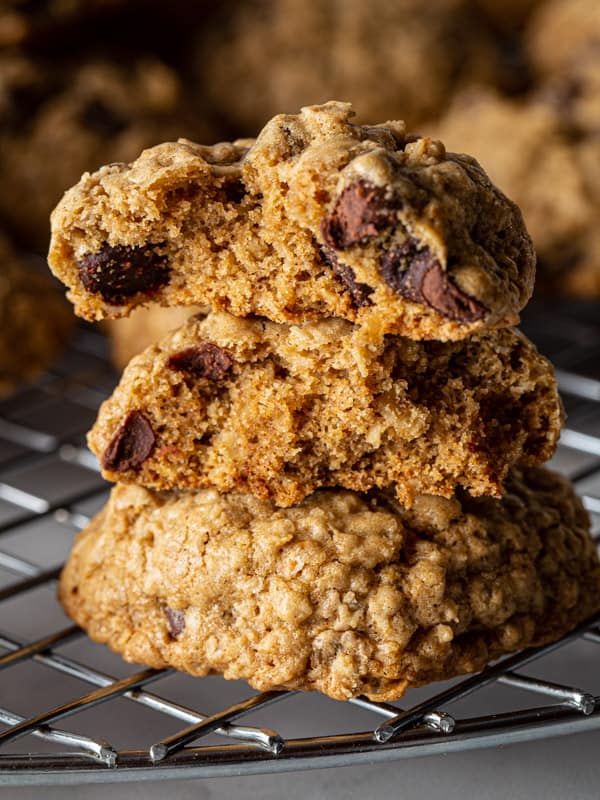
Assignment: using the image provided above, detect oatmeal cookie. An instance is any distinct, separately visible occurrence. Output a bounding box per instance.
[58,467,600,702]
[88,311,561,507]
[0,233,73,397]
[49,102,535,341]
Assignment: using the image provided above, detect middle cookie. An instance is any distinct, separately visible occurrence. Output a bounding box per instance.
[89,311,562,507]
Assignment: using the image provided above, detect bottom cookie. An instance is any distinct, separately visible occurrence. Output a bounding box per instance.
[59,467,600,702]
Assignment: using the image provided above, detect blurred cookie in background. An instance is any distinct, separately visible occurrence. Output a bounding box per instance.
[0,0,208,51]
[104,306,207,372]
[0,52,213,252]
[0,0,126,47]
[197,0,513,136]
[527,0,600,77]
[470,0,544,34]
[0,231,74,398]
[536,43,600,136]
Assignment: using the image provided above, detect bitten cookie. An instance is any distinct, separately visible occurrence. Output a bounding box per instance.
[88,311,562,508]
[59,467,600,702]
[0,233,73,397]
[49,101,536,341]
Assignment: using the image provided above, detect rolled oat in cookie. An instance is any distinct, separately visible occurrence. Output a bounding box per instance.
[87,311,562,508]
[49,102,535,342]
[58,467,600,702]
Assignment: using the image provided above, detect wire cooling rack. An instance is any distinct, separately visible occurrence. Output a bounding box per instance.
[0,300,599,786]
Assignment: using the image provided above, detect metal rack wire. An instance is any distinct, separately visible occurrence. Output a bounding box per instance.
[0,300,599,786]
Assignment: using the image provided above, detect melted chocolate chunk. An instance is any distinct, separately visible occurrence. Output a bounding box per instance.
[321,246,373,308]
[167,343,234,382]
[79,244,170,305]
[102,410,155,472]
[380,240,486,323]
[321,180,397,249]
[78,99,129,137]
[165,607,185,639]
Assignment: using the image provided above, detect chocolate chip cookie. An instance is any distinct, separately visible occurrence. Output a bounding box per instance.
[0,233,73,397]
[88,311,561,508]
[58,467,600,702]
[0,52,211,251]
[49,102,535,342]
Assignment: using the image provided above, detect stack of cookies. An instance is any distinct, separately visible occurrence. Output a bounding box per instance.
[49,103,600,702]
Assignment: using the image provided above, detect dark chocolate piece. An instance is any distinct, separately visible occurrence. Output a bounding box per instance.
[380,240,486,322]
[165,607,186,639]
[102,410,155,472]
[79,244,170,304]
[321,180,397,249]
[167,343,234,382]
[321,246,373,308]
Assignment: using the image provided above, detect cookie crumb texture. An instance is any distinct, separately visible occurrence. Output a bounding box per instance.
[49,102,535,341]
[59,468,600,701]
[0,235,73,397]
[88,312,562,507]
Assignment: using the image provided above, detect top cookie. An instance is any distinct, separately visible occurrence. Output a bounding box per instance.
[49,102,536,341]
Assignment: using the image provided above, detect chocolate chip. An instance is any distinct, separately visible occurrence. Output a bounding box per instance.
[167,342,235,382]
[102,410,155,472]
[320,246,373,308]
[79,244,170,305]
[321,180,397,249]
[380,240,486,323]
[222,178,247,203]
[165,607,185,639]
[78,99,129,137]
